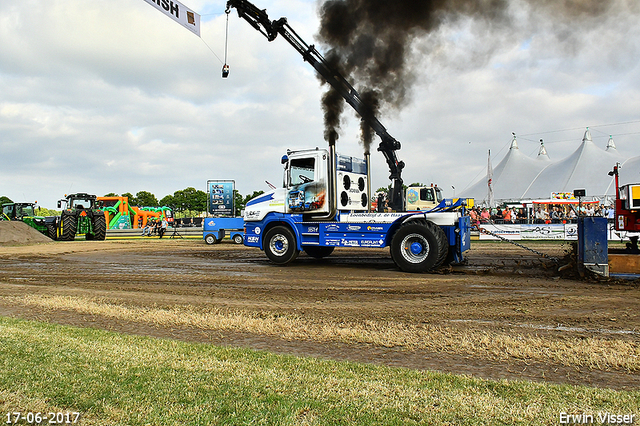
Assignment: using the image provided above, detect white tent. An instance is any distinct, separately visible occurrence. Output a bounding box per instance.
[461,136,550,203]
[619,155,640,186]
[462,129,630,203]
[522,129,625,198]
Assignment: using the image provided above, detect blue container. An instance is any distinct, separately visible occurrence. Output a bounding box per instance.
[577,216,608,275]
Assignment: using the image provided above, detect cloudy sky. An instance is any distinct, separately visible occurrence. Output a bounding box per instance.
[1,0,639,209]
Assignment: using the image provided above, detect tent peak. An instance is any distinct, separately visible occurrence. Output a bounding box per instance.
[537,139,550,161]
[510,134,519,150]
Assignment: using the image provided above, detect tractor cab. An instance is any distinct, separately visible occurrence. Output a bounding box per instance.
[58,193,98,211]
[2,202,37,221]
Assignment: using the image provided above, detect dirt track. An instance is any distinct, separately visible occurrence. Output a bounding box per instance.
[0,239,638,390]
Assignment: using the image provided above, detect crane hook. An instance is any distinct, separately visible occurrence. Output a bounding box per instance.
[222,7,231,78]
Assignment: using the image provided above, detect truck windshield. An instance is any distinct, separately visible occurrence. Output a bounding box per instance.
[290,158,315,186]
[435,187,443,202]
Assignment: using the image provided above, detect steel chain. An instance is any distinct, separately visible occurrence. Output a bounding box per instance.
[474,222,560,263]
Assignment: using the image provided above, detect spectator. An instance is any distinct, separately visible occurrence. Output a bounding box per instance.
[469,207,479,226]
[606,205,615,220]
[159,217,168,238]
[502,207,511,223]
[141,220,152,236]
[480,208,490,223]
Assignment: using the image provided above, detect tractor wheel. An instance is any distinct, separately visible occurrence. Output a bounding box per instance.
[204,234,218,245]
[303,246,334,259]
[91,213,107,241]
[59,211,77,241]
[264,226,299,265]
[233,234,244,244]
[390,221,447,273]
[46,223,58,241]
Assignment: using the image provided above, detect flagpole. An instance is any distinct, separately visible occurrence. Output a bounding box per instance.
[487,149,494,208]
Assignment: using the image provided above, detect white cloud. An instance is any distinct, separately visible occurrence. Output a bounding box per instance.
[0,0,639,208]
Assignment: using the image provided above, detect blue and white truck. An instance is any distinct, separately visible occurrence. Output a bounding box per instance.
[227,0,471,272]
[242,147,470,273]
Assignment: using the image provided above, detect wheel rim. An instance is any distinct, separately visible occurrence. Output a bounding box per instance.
[400,233,429,263]
[270,234,288,256]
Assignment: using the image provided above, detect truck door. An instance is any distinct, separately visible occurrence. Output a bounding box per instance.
[286,151,329,215]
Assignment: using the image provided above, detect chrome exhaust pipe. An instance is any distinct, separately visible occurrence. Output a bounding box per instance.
[365,151,371,212]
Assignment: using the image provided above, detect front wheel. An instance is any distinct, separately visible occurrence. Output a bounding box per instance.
[233,234,244,244]
[46,223,58,241]
[204,234,218,245]
[59,211,77,241]
[390,222,446,273]
[264,226,299,265]
[91,213,107,241]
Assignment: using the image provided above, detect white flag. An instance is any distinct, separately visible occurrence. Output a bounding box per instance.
[144,0,201,37]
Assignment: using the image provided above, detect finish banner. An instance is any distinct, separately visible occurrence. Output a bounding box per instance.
[143,0,201,37]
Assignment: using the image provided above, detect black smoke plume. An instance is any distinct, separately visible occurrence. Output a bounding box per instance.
[316,0,633,153]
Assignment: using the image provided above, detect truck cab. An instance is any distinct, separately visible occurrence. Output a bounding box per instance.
[405,186,443,211]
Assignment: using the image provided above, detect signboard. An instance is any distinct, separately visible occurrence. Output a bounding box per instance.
[207,180,235,216]
[143,0,201,37]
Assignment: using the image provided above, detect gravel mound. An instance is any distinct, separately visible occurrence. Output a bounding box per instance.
[0,221,52,245]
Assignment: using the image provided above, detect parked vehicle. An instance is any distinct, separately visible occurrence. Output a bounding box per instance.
[203,217,244,244]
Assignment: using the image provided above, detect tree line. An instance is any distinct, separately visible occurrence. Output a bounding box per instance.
[106,188,265,217]
[2,187,265,218]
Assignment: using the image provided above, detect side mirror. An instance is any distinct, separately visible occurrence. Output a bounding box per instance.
[57,200,61,209]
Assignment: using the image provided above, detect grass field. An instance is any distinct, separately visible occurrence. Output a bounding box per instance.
[1,316,638,426]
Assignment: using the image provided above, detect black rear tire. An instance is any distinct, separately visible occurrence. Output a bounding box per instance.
[233,234,244,244]
[390,221,446,273]
[264,226,299,265]
[92,213,107,241]
[304,246,335,258]
[59,211,77,241]
[204,234,217,245]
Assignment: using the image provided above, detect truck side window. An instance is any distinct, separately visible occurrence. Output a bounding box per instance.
[290,158,315,187]
[420,188,434,202]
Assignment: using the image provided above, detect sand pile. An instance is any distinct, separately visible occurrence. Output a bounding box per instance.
[0,221,52,245]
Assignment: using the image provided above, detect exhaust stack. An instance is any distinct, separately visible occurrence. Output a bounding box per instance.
[365,152,371,211]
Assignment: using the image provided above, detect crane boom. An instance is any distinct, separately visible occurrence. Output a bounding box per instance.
[226,0,405,211]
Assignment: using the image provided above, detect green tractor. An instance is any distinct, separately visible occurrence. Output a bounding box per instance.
[53,193,107,241]
[1,202,52,236]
